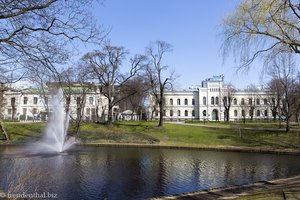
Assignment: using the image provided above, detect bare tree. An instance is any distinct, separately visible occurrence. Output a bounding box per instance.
[0,0,104,80]
[81,44,146,126]
[145,41,174,127]
[266,52,299,132]
[222,84,235,121]
[221,0,300,68]
[245,85,261,121]
[0,84,9,140]
[119,77,149,120]
[266,79,282,122]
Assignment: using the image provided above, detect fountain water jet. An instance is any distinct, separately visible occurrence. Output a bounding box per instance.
[35,88,76,153]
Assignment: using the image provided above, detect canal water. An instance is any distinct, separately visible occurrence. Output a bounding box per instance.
[0,146,299,199]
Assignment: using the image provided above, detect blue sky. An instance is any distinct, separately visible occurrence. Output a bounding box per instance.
[87,0,265,89]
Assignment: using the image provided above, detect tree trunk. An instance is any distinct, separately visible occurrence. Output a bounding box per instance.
[0,120,9,141]
[226,109,230,121]
[286,118,290,132]
[158,102,164,127]
[107,106,113,126]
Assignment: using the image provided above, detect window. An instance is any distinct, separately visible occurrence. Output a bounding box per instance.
[23,108,27,115]
[215,97,219,105]
[86,108,90,115]
[163,110,166,116]
[264,110,268,117]
[234,110,237,117]
[170,110,173,117]
[234,98,237,105]
[177,99,181,105]
[91,108,96,117]
[177,110,181,116]
[34,97,38,104]
[203,97,206,105]
[256,98,260,105]
[242,110,245,117]
[33,108,37,114]
[249,109,253,117]
[184,98,188,105]
[192,99,195,105]
[241,98,245,105]
[192,110,195,117]
[8,109,12,115]
[257,110,260,117]
[249,98,252,105]
[11,97,15,106]
[185,110,188,116]
[23,97,28,105]
[155,111,158,116]
[89,97,94,105]
[170,98,173,105]
[264,98,268,105]
[203,110,206,116]
[211,97,214,104]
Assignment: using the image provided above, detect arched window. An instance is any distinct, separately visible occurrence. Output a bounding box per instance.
[264,98,268,105]
[185,110,188,116]
[170,98,173,105]
[177,110,181,116]
[234,98,237,105]
[234,110,238,117]
[192,110,195,116]
[177,99,181,105]
[241,98,245,105]
[264,110,268,117]
[89,97,94,105]
[170,110,173,116]
[256,98,260,105]
[203,110,206,116]
[215,97,219,105]
[211,97,214,105]
[184,98,188,105]
[249,98,253,105]
[257,110,260,117]
[203,97,206,105]
[242,110,245,117]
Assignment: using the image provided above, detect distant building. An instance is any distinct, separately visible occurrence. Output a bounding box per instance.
[149,75,274,121]
[2,83,118,122]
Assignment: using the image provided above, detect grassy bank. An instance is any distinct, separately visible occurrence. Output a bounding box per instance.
[1,121,300,152]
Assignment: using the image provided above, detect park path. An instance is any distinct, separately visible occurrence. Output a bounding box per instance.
[151,175,300,199]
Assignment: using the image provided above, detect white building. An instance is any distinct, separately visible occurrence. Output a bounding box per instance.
[2,83,115,122]
[150,75,274,121]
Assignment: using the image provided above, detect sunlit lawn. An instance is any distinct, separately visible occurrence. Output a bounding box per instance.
[1,121,300,152]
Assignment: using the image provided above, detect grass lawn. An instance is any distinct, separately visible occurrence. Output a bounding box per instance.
[185,120,300,130]
[1,121,300,152]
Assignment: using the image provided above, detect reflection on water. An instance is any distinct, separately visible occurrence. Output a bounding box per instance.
[0,146,300,200]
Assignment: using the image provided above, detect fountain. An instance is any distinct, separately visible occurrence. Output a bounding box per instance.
[34,88,76,153]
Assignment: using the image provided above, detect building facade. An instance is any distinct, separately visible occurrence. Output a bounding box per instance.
[2,84,117,122]
[150,75,274,121]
